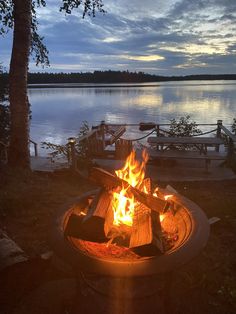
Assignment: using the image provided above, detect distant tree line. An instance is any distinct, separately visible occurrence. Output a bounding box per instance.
[1,71,236,85]
[25,71,236,84]
[27,70,164,84]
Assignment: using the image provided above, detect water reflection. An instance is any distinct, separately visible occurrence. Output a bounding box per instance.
[28,81,236,155]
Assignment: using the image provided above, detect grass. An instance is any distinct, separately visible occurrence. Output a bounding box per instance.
[0,168,93,256]
[0,169,236,313]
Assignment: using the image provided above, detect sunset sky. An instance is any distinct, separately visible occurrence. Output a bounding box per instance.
[1,0,236,75]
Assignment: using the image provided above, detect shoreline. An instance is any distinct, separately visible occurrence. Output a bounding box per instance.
[28,80,236,89]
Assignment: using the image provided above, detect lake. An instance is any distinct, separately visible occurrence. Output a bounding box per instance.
[28,80,236,155]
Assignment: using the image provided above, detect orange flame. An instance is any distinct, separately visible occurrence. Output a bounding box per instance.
[153,188,173,223]
[112,149,149,226]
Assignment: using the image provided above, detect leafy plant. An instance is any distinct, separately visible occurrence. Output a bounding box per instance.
[41,120,91,166]
[168,115,202,137]
[232,118,236,135]
[165,115,203,151]
[0,70,10,145]
[76,120,90,159]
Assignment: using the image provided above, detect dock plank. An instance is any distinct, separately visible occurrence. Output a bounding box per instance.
[30,156,69,172]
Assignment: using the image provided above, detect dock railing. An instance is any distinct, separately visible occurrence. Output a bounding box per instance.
[0,139,38,163]
[29,139,38,157]
[219,123,236,159]
[36,120,236,172]
[92,120,236,159]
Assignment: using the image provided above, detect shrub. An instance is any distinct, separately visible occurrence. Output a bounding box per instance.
[168,115,202,137]
[0,70,9,144]
[41,120,91,166]
[232,118,236,134]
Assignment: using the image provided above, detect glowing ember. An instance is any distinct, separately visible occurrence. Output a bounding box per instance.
[112,149,148,227]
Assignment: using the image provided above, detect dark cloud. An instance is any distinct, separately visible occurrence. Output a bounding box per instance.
[1,0,236,75]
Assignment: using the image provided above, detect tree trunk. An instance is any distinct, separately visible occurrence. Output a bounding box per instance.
[8,0,31,169]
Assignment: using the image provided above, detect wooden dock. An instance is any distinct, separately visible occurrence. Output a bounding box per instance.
[30,156,69,172]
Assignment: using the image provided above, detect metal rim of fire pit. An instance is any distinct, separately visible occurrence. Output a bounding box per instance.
[51,189,210,277]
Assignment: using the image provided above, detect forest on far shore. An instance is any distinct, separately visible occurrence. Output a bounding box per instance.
[1,70,236,84]
[27,71,236,84]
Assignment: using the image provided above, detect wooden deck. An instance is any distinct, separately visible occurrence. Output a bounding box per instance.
[30,156,69,172]
[8,120,235,175]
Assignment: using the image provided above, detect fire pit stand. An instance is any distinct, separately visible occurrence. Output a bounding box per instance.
[71,271,172,314]
[51,189,210,314]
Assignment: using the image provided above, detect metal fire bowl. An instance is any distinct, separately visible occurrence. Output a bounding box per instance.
[51,189,210,277]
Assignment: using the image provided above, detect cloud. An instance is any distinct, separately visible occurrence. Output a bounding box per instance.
[121,54,165,62]
[1,0,236,75]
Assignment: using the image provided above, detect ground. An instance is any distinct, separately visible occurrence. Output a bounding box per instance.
[0,168,236,313]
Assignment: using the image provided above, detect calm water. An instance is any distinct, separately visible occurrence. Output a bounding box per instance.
[28,80,236,155]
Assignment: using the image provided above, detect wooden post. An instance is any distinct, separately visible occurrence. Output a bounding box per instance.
[155,124,160,151]
[100,120,106,151]
[228,138,234,159]
[216,120,223,152]
[68,137,77,171]
[34,143,38,156]
[115,139,132,159]
[29,140,38,156]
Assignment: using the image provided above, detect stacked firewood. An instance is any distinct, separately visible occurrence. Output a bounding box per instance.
[65,167,171,256]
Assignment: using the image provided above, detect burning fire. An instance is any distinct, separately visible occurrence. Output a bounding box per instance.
[112,149,149,227]
[153,187,173,222]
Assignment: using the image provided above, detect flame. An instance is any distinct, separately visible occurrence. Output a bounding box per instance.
[153,188,173,223]
[112,149,149,226]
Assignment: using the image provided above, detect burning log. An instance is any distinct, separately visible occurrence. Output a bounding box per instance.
[89,167,169,214]
[103,178,164,254]
[130,179,163,255]
[104,204,132,247]
[129,203,164,255]
[104,202,163,254]
[65,152,171,256]
[64,213,107,242]
[65,189,112,242]
[84,188,112,220]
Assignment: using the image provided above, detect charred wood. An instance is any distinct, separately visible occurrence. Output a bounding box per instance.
[104,204,132,247]
[84,188,112,221]
[89,167,169,213]
[65,189,112,242]
[64,213,108,243]
[129,203,164,256]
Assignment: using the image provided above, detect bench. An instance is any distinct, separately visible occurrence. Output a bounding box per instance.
[147,136,224,154]
[147,149,227,172]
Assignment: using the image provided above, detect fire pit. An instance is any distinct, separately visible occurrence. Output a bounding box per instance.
[51,150,209,313]
[52,188,209,277]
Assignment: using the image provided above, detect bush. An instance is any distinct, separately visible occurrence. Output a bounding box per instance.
[0,71,9,144]
[232,118,236,134]
[168,115,202,137]
[41,120,91,166]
